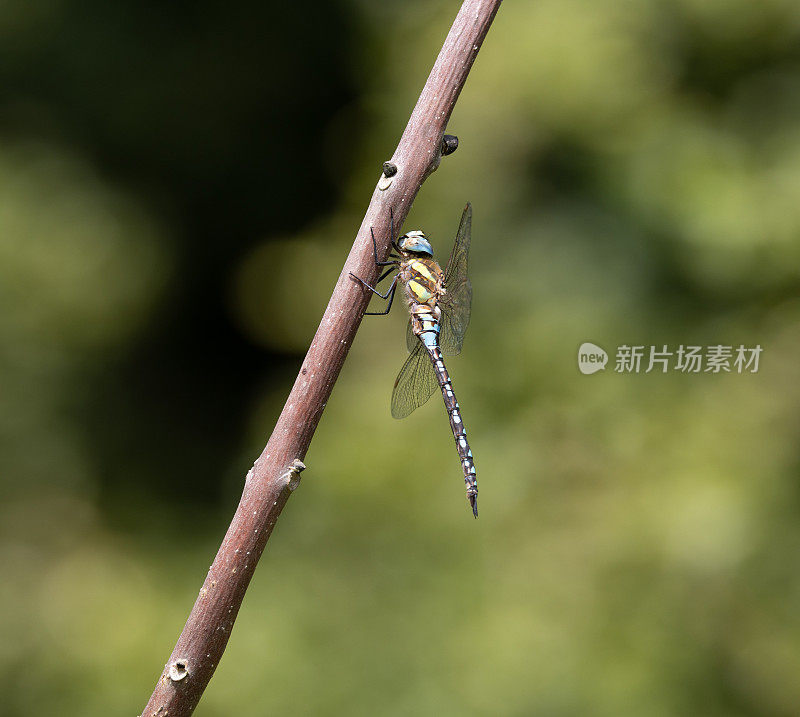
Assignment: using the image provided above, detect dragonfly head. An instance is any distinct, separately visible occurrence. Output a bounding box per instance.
[398,230,434,257]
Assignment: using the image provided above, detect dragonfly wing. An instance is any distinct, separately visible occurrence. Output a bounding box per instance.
[439,281,472,355]
[406,318,417,353]
[391,340,438,419]
[439,203,472,356]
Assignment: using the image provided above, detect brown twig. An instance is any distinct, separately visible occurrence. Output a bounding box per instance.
[140,1,502,714]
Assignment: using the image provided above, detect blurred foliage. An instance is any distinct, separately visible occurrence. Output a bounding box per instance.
[1,1,800,715]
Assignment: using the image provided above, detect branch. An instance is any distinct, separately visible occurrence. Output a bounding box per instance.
[140,2,502,714]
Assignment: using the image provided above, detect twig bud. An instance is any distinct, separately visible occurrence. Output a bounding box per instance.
[441,134,459,156]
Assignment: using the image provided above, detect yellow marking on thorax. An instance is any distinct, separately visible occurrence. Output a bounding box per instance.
[409,260,437,284]
[408,279,433,302]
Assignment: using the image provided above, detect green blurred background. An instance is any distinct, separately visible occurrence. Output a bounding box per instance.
[2,1,800,715]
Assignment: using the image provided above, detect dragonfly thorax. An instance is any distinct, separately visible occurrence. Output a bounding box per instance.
[399,256,445,310]
[398,230,433,257]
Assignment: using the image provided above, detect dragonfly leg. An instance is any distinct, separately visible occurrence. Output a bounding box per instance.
[390,207,402,254]
[365,280,397,315]
[375,266,396,284]
[348,273,399,316]
[370,226,399,267]
[349,269,397,297]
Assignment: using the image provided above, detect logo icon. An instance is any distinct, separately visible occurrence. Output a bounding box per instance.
[578,342,608,375]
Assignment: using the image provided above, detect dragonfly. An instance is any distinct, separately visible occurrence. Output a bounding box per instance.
[350,203,477,517]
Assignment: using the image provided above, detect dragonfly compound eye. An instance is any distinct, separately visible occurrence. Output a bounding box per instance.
[399,231,433,256]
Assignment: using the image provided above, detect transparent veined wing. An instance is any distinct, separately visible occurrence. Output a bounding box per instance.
[406,318,417,353]
[439,203,472,356]
[391,340,438,419]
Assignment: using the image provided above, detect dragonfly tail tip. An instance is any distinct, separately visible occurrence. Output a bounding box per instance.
[469,495,478,519]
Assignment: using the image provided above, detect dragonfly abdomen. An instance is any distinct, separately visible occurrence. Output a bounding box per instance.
[427,344,478,517]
